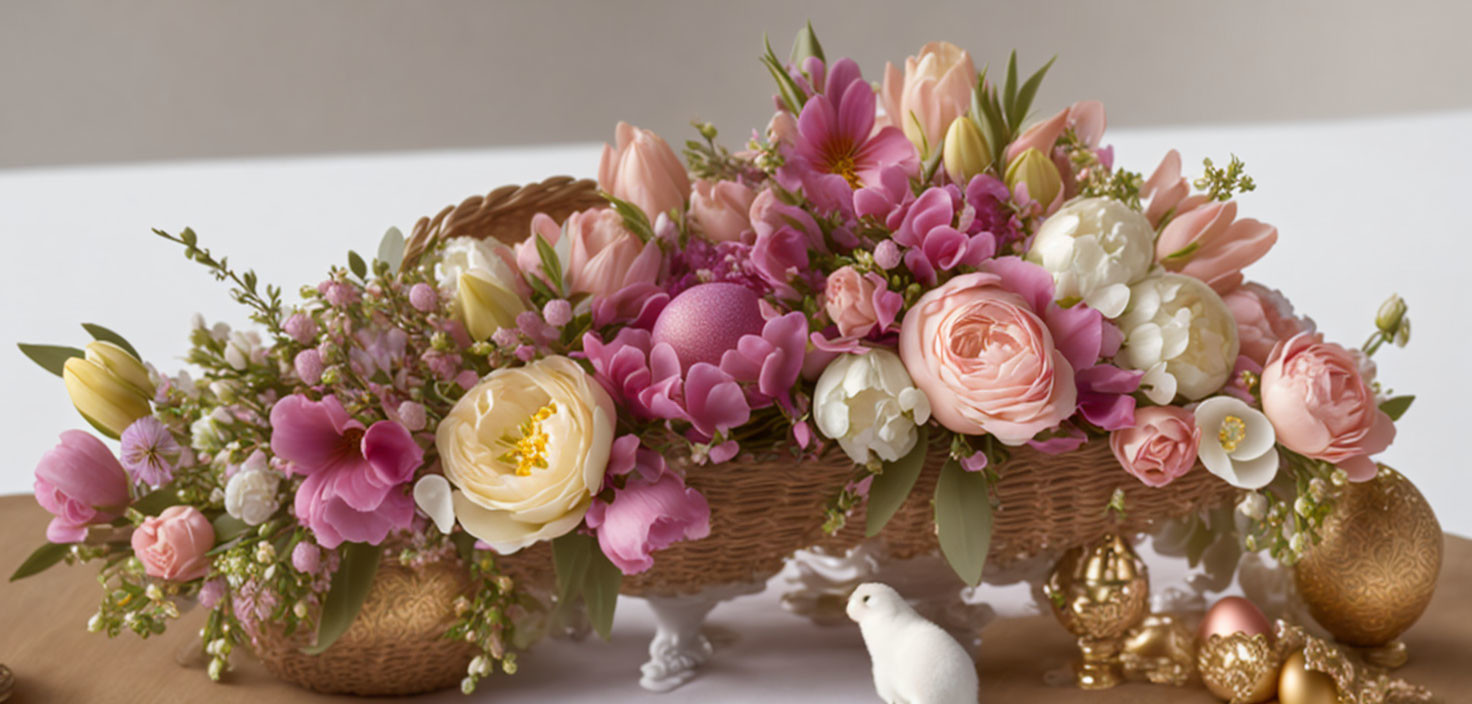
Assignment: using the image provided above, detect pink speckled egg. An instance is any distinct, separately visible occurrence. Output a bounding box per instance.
[652,283,765,369]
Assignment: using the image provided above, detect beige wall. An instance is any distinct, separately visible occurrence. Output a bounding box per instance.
[3,0,1469,168]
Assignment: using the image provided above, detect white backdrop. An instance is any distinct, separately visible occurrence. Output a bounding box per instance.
[1,112,1467,542]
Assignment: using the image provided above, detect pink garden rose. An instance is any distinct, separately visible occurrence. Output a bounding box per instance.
[584,436,710,575]
[1224,282,1315,365]
[598,121,690,219]
[1260,333,1395,481]
[898,269,1077,444]
[34,430,132,543]
[689,179,755,243]
[131,505,215,581]
[1110,406,1202,487]
[520,209,662,299]
[1155,200,1277,294]
[823,266,901,339]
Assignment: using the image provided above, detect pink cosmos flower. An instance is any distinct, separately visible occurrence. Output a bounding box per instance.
[269,394,423,548]
[786,58,918,191]
[1155,200,1277,294]
[1110,406,1202,487]
[585,435,711,575]
[1260,333,1395,481]
[34,430,132,543]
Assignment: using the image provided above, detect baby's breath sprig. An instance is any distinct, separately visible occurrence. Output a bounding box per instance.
[685,121,749,182]
[444,549,530,694]
[1194,155,1256,202]
[154,228,288,339]
[1237,447,1335,564]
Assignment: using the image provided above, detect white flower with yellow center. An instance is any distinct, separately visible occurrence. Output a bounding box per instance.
[428,356,615,553]
[1194,396,1279,489]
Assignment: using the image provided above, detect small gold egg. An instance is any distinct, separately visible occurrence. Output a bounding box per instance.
[1277,650,1338,704]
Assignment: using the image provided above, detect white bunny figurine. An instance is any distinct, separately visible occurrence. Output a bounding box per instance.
[847,582,980,704]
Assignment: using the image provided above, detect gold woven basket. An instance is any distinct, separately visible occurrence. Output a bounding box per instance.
[403,178,1240,594]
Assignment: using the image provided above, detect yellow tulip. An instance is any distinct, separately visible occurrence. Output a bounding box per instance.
[63,341,154,437]
[1004,147,1062,208]
[457,270,528,342]
[942,116,992,186]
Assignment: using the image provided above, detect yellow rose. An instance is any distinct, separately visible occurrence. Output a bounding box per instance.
[436,356,615,552]
[62,341,154,438]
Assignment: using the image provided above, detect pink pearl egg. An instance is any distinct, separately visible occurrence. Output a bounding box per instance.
[651,283,765,369]
[1199,596,1273,642]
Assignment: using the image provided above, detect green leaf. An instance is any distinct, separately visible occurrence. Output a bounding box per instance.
[303,542,381,655]
[535,233,565,298]
[10,541,70,582]
[584,545,623,641]
[1011,56,1056,128]
[934,457,992,586]
[551,533,592,604]
[788,20,825,65]
[210,513,252,544]
[524,271,557,300]
[1380,395,1415,422]
[81,324,140,359]
[450,531,477,565]
[761,35,807,115]
[600,192,658,242]
[1161,241,1201,262]
[347,250,368,280]
[377,227,405,273]
[865,425,930,537]
[1001,51,1019,123]
[130,487,183,516]
[18,343,84,377]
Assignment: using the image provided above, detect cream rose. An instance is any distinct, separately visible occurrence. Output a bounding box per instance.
[1116,273,1240,402]
[814,349,931,465]
[436,356,616,553]
[1025,197,1156,318]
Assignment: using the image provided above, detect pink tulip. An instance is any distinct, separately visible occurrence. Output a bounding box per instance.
[520,209,662,299]
[1155,200,1277,293]
[880,41,978,156]
[1004,100,1106,163]
[1141,149,1209,227]
[689,179,755,243]
[1110,406,1201,487]
[132,505,215,581]
[598,121,690,219]
[33,430,132,543]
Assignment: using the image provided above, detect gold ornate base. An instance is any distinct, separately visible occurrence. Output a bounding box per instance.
[1355,640,1408,670]
[1076,637,1122,689]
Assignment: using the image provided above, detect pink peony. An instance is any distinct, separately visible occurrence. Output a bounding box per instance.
[33,430,132,543]
[1155,200,1277,294]
[1110,406,1202,487]
[823,266,902,340]
[898,269,1076,444]
[689,179,755,243]
[1223,282,1315,365]
[520,210,662,299]
[1260,333,1395,481]
[598,121,690,219]
[269,394,422,548]
[131,505,215,581]
[585,436,710,575]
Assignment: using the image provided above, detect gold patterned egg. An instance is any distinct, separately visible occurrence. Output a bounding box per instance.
[1196,632,1279,703]
[1293,467,1442,646]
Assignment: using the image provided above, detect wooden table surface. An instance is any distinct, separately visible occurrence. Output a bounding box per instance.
[1,494,1467,703]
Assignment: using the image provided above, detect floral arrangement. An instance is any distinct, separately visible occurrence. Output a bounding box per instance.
[12,23,1414,695]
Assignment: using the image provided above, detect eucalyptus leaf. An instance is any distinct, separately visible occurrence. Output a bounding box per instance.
[1380,395,1415,422]
[17,343,84,377]
[211,513,252,544]
[347,250,368,280]
[81,324,140,359]
[934,457,992,586]
[10,541,69,582]
[865,425,930,537]
[131,487,183,516]
[377,227,405,273]
[303,542,381,655]
[552,533,593,604]
[584,545,623,641]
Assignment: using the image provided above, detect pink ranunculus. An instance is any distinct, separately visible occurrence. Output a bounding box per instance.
[1260,333,1395,481]
[585,436,711,575]
[598,121,690,220]
[269,394,423,548]
[689,179,755,243]
[898,271,1077,445]
[1110,406,1202,487]
[823,266,901,340]
[33,430,132,543]
[1141,149,1210,227]
[1155,200,1277,294]
[879,41,977,157]
[520,209,662,299]
[131,505,215,581]
[1224,282,1316,365]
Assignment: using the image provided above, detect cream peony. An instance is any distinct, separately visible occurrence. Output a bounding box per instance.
[1025,197,1156,318]
[814,349,932,465]
[1116,273,1239,402]
[1193,396,1279,489]
[436,356,616,553]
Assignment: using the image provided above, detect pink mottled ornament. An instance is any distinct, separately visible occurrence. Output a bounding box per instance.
[651,282,765,369]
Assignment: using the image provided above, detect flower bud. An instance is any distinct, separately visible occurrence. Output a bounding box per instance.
[63,341,154,437]
[1375,294,1407,335]
[456,271,528,342]
[1004,147,1062,208]
[942,116,991,186]
[1394,318,1410,348]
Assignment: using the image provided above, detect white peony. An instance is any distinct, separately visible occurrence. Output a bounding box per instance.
[1194,396,1279,489]
[1116,273,1240,401]
[814,349,932,465]
[225,463,282,526]
[1025,197,1156,318]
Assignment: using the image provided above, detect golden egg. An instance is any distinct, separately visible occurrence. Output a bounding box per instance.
[1278,650,1338,704]
[1196,632,1278,703]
